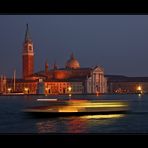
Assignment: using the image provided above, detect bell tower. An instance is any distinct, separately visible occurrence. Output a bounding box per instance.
[22,24,34,79]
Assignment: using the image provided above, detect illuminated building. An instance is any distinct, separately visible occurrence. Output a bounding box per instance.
[106,75,148,93]
[1,25,148,94]
[1,24,148,95]
[0,75,7,94]
[0,24,107,94]
[22,24,34,79]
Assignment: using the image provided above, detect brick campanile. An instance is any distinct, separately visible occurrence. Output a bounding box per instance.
[22,24,34,79]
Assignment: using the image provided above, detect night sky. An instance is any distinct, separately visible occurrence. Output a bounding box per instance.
[0,15,148,78]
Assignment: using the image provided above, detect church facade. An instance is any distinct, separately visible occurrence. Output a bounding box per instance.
[0,25,107,94]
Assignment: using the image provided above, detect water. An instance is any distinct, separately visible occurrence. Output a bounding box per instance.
[0,94,148,133]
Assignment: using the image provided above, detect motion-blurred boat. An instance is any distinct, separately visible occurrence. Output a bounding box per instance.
[23,100,129,117]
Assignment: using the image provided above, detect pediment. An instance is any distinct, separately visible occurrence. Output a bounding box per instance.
[93,66,104,73]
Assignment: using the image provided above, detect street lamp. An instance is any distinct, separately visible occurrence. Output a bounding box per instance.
[68,86,72,92]
[24,87,29,94]
[7,88,12,93]
[45,87,48,95]
[68,86,72,98]
[137,85,143,94]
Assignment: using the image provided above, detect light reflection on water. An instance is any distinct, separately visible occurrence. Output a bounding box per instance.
[36,114,125,133]
[36,120,57,133]
[1,94,148,133]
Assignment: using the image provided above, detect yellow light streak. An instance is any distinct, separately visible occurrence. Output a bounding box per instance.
[68,102,128,108]
[80,114,124,119]
[58,107,78,112]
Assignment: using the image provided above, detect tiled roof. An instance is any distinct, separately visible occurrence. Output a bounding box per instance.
[44,77,87,82]
[6,78,38,83]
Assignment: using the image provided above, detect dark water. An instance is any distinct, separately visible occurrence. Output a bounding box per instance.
[0,94,148,133]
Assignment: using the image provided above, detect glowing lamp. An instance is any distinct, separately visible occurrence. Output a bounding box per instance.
[7,88,12,93]
[68,86,72,92]
[137,86,142,91]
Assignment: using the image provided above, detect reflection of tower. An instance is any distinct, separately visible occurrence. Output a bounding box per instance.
[22,24,34,79]
[66,117,87,133]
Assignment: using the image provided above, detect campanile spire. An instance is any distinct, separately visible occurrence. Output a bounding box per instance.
[22,24,34,79]
[24,24,32,43]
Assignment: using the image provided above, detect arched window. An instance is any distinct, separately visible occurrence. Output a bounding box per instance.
[29,45,32,51]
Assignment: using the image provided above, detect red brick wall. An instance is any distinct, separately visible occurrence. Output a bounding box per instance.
[23,55,34,79]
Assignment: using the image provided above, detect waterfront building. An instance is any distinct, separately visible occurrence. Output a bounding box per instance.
[0,24,107,95]
[28,56,107,94]
[0,75,7,94]
[2,24,148,95]
[106,75,148,93]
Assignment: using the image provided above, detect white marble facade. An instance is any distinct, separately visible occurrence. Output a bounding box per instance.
[86,66,107,93]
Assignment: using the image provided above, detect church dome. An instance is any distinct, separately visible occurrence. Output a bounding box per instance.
[66,53,80,69]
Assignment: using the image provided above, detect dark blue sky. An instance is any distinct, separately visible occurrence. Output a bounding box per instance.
[0,15,148,78]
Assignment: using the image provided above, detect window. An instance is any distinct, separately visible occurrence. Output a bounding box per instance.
[29,46,32,51]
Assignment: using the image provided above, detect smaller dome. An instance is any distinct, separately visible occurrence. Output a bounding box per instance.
[66,53,80,69]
